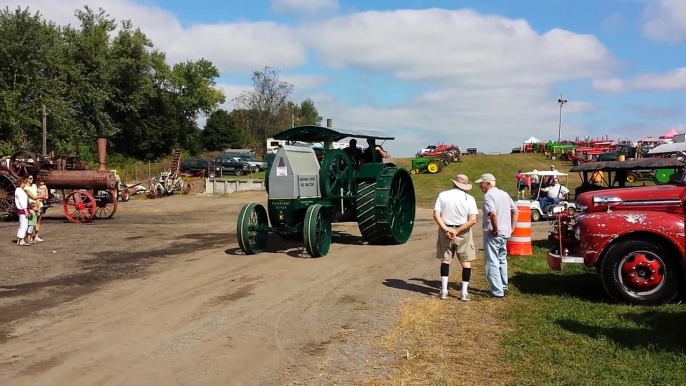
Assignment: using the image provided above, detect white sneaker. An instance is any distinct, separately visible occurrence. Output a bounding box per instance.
[439,290,448,300]
[34,237,43,243]
[461,292,470,302]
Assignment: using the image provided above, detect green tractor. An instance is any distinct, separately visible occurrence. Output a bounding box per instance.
[410,157,443,174]
[237,125,416,257]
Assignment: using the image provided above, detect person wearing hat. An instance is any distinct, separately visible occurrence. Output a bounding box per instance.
[476,173,518,298]
[432,173,479,301]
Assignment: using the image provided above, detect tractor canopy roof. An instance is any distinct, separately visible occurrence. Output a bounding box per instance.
[520,170,569,177]
[273,125,394,143]
[569,157,685,172]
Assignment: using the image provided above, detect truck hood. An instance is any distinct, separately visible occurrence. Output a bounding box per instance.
[577,184,686,214]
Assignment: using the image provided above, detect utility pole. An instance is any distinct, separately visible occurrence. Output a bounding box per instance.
[42,104,47,157]
[557,93,567,143]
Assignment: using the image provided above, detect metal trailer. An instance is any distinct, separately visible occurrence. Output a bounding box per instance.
[236,125,416,257]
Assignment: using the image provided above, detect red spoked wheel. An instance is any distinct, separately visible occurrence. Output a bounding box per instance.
[63,190,97,223]
[600,238,680,306]
[619,252,664,293]
[9,151,40,178]
[93,190,117,219]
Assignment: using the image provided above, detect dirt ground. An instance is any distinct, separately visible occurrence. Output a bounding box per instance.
[0,192,552,385]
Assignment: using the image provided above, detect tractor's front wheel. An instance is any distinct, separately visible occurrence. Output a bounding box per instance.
[237,203,270,254]
[600,238,681,305]
[303,204,332,257]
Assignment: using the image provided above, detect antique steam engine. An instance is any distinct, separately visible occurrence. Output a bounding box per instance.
[0,137,119,223]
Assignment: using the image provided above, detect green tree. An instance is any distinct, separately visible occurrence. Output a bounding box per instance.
[299,98,322,126]
[232,66,294,154]
[202,109,247,151]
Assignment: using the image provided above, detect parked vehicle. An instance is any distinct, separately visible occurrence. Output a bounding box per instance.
[214,156,253,176]
[547,155,686,306]
[221,155,265,171]
[180,158,221,178]
[515,170,576,222]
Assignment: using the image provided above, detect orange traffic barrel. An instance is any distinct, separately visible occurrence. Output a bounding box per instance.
[507,205,533,256]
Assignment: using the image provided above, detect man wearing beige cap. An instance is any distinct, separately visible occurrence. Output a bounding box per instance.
[476,173,518,298]
[433,174,479,301]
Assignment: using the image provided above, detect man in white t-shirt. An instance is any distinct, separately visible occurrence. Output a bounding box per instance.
[539,177,569,208]
[433,174,479,301]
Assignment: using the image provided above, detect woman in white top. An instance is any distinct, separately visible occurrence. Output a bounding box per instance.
[14,177,30,246]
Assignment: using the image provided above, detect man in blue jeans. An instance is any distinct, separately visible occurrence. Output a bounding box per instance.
[475,173,519,298]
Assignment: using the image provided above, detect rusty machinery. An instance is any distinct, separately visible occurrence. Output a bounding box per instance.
[0,137,118,223]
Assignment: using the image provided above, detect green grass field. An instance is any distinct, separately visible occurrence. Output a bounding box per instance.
[503,242,686,385]
[395,153,582,208]
[366,243,686,386]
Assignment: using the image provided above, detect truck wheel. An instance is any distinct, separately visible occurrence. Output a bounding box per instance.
[531,209,541,222]
[626,173,636,183]
[235,169,243,176]
[599,238,681,305]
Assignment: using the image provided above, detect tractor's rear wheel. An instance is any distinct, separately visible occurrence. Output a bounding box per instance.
[427,160,442,173]
[356,166,416,245]
[303,204,332,257]
[237,203,269,254]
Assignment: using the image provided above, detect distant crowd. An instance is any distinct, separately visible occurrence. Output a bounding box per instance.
[14,176,48,246]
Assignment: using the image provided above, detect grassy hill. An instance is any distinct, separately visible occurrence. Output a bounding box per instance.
[394,153,582,208]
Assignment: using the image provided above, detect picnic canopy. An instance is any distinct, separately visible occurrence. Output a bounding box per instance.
[660,129,679,139]
[523,136,541,144]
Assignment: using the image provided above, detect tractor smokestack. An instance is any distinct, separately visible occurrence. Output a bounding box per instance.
[326,118,332,128]
[96,137,107,172]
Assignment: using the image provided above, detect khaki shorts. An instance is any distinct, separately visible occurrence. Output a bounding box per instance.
[436,227,476,262]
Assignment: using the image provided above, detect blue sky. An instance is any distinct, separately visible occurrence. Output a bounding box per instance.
[10,0,686,156]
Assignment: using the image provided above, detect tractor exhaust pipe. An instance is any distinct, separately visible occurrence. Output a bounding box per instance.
[326,118,332,128]
[96,137,107,172]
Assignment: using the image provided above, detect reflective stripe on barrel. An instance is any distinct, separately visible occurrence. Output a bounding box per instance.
[507,205,533,256]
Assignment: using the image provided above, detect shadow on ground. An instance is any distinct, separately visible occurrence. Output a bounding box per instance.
[382,277,492,296]
[224,230,371,258]
[532,239,554,250]
[556,310,686,354]
[510,270,609,303]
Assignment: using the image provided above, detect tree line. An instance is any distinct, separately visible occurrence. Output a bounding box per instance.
[0,6,322,162]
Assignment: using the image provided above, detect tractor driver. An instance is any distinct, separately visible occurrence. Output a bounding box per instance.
[344,139,364,169]
[363,138,389,163]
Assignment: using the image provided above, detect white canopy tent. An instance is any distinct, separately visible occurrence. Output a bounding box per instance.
[523,136,541,144]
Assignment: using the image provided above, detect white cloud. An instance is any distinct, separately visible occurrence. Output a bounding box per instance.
[298,9,617,86]
[592,67,686,93]
[280,74,330,90]
[602,13,624,32]
[642,0,686,42]
[271,0,339,14]
[3,2,619,154]
[3,0,308,74]
[294,9,612,155]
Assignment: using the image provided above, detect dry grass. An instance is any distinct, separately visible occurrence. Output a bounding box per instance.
[363,258,513,386]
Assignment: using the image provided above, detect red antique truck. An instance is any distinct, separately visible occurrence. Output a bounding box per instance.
[547,156,686,306]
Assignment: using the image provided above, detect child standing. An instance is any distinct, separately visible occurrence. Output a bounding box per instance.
[26,202,38,244]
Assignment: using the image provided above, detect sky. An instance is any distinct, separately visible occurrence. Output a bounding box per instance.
[3,0,686,157]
